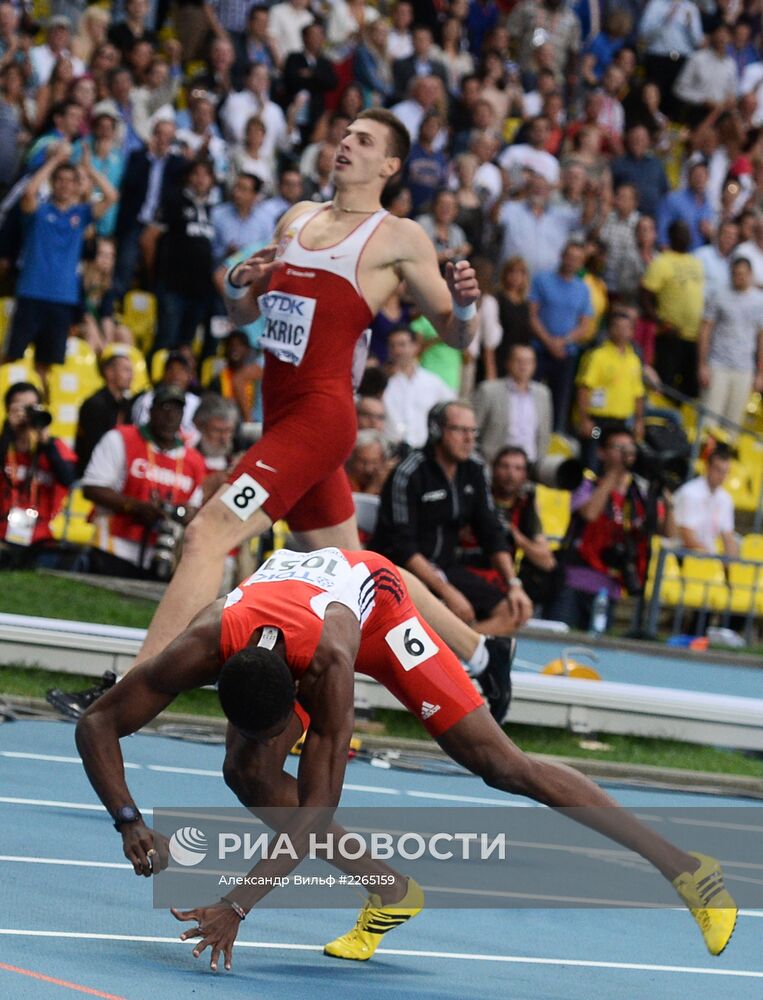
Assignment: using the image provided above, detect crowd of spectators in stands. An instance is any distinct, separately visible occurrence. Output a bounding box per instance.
[0,0,762,636]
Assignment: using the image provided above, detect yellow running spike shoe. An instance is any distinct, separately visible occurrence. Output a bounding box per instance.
[672,852,737,956]
[323,878,425,961]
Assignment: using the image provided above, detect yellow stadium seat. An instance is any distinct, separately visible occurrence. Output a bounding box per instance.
[535,485,570,543]
[737,436,763,496]
[47,339,102,446]
[726,560,763,615]
[644,542,682,606]
[0,295,16,350]
[681,556,729,611]
[121,291,157,352]
[200,354,226,387]
[741,533,763,560]
[151,349,169,384]
[724,459,758,513]
[100,343,150,395]
[502,117,523,144]
[547,433,577,459]
[49,486,95,545]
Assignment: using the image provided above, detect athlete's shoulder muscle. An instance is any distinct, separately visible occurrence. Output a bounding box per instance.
[274,200,322,239]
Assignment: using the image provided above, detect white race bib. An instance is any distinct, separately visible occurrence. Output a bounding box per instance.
[248,548,351,590]
[226,548,376,624]
[257,290,316,366]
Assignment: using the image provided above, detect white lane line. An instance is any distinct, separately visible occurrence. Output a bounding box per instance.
[0,797,105,811]
[0,930,760,977]
[0,856,131,869]
[343,784,399,795]
[405,790,530,806]
[148,765,220,778]
[0,751,519,806]
[0,751,140,769]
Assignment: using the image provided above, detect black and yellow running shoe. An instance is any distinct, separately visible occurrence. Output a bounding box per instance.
[323,878,425,961]
[672,852,737,956]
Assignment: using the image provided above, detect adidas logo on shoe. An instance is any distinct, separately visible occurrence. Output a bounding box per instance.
[421,701,441,720]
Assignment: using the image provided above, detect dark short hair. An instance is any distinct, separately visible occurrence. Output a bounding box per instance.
[493,446,529,469]
[234,171,262,195]
[4,381,41,409]
[217,647,296,734]
[355,108,411,165]
[164,350,191,370]
[732,256,752,270]
[709,442,733,463]
[51,162,77,182]
[600,423,634,448]
[388,326,416,341]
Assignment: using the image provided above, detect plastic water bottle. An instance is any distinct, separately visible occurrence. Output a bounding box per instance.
[589,588,609,637]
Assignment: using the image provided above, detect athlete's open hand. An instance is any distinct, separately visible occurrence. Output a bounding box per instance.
[229,245,282,296]
[172,903,242,972]
[445,259,479,310]
[122,821,170,877]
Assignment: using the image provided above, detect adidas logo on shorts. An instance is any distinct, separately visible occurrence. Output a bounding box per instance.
[421,701,441,720]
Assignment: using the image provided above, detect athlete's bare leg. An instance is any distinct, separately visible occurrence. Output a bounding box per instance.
[291,514,361,551]
[134,486,275,665]
[223,716,407,904]
[438,706,696,881]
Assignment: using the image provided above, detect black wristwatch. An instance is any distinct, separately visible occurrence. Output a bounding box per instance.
[113,805,142,830]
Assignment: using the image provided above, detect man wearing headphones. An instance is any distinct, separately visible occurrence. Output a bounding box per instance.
[370,400,532,653]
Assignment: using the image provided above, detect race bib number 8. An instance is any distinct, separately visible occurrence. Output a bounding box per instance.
[220,474,269,521]
[384,616,439,672]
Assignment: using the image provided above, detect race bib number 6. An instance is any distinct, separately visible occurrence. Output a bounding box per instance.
[220,474,270,521]
[384,616,439,672]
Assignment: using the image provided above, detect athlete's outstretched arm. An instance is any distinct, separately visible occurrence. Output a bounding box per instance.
[223,200,318,325]
[395,218,479,349]
[75,610,222,873]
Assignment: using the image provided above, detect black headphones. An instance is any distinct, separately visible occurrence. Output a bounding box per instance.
[427,402,451,444]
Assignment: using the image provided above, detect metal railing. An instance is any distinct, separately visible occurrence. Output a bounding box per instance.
[645,544,763,643]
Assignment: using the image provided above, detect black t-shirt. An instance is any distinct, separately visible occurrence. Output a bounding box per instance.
[156,189,215,297]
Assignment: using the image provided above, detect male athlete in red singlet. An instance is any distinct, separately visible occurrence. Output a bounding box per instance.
[131,107,495,666]
[76,546,737,972]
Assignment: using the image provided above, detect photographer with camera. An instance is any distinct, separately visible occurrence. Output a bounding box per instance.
[81,384,207,578]
[549,424,674,632]
[0,382,76,566]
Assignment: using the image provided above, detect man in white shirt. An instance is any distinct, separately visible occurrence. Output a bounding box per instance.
[30,15,85,86]
[694,220,738,303]
[387,0,413,61]
[498,116,560,187]
[267,0,314,58]
[221,64,296,164]
[383,326,454,448]
[733,215,763,288]
[391,75,447,148]
[740,60,763,127]
[673,444,737,556]
[673,23,738,120]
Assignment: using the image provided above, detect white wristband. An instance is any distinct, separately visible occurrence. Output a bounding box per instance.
[453,301,477,322]
[225,265,249,300]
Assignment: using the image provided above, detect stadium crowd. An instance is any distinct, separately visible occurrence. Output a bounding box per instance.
[1,0,763,635]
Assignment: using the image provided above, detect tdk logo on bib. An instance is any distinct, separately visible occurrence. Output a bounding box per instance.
[258,291,317,366]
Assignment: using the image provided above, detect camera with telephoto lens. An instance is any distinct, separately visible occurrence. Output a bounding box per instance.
[601,535,642,596]
[25,405,53,430]
[150,502,187,581]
